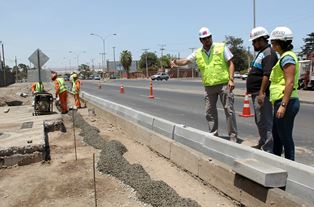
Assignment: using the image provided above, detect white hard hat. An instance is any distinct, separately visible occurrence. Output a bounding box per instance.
[249,26,269,41]
[199,27,212,38]
[270,26,293,41]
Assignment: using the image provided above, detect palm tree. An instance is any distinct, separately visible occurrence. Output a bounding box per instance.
[120,50,132,79]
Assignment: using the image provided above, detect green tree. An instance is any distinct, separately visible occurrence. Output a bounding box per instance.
[139,52,159,70]
[120,50,132,78]
[78,64,89,71]
[78,64,91,79]
[300,32,314,59]
[224,36,251,72]
[18,64,30,80]
[160,54,171,69]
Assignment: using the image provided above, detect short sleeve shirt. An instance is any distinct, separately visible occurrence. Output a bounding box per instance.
[280,55,296,69]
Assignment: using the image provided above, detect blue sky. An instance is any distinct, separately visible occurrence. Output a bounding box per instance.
[1,0,314,70]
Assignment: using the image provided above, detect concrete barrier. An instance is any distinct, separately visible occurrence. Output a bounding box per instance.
[81,91,314,206]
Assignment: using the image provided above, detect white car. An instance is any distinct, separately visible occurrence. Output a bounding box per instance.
[241,74,248,80]
[234,72,241,78]
[151,72,169,81]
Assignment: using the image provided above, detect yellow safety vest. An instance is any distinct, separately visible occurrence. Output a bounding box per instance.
[195,43,229,86]
[72,79,79,94]
[57,78,67,94]
[35,82,43,92]
[269,51,299,103]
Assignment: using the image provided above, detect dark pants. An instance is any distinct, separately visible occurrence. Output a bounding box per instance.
[273,98,300,160]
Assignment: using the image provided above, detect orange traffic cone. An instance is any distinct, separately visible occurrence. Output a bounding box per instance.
[120,83,124,94]
[148,79,155,99]
[239,93,254,117]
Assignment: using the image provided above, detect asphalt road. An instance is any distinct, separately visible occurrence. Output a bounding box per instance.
[79,79,314,166]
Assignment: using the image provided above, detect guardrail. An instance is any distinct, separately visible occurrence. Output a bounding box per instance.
[81,91,314,204]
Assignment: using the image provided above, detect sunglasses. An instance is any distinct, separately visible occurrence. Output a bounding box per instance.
[201,36,212,41]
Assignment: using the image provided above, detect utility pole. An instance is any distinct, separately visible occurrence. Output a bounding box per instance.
[159,44,166,71]
[1,42,6,85]
[253,0,256,57]
[113,46,116,75]
[189,47,196,78]
[253,0,256,28]
[143,48,149,78]
[247,46,251,72]
[0,47,2,71]
[15,56,18,82]
[91,58,95,70]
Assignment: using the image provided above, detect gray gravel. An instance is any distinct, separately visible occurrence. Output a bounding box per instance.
[72,111,200,207]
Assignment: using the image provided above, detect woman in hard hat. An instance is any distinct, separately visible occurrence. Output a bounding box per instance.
[269,26,300,161]
[71,73,81,108]
[51,72,68,114]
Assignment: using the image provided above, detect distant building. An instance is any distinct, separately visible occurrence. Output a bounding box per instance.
[106,60,139,73]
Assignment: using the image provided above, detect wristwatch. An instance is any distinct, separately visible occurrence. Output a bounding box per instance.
[281,102,286,107]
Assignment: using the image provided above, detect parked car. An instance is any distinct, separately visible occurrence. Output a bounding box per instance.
[234,72,241,79]
[241,74,248,80]
[151,72,169,81]
[64,76,70,81]
[94,75,101,80]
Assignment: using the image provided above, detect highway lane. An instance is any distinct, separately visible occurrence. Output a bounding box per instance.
[80,79,314,166]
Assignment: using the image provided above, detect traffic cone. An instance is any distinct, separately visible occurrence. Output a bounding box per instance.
[239,93,254,117]
[120,83,124,94]
[148,79,155,99]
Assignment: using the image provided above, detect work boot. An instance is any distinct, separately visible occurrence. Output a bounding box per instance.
[230,136,237,143]
[251,143,263,150]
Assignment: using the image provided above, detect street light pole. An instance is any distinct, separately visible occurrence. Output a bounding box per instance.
[90,33,117,77]
[1,41,6,85]
[253,0,256,28]
[69,50,85,71]
[113,46,116,75]
[189,47,196,78]
[143,49,149,78]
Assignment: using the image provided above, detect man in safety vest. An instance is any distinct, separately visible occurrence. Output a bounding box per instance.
[71,73,81,108]
[247,27,278,152]
[31,81,44,106]
[51,72,68,114]
[171,27,238,142]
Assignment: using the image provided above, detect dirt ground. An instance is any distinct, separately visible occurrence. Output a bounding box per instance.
[0,83,238,207]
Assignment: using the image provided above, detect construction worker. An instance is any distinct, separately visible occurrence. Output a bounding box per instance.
[69,72,77,89]
[247,27,278,152]
[170,27,238,142]
[71,73,81,108]
[31,81,44,106]
[269,26,300,161]
[51,72,68,114]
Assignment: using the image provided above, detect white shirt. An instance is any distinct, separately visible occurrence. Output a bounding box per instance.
[186,44,233,63]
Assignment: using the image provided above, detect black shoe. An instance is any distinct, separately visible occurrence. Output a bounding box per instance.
[252,143,263,149]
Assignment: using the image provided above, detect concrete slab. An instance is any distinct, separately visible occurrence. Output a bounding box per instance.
[233,159,288,187]
[0,106,61,167]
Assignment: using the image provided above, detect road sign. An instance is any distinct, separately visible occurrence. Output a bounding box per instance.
[28,49,49,68]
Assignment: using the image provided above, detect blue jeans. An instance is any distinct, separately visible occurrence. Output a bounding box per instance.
[273,98,300,160]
